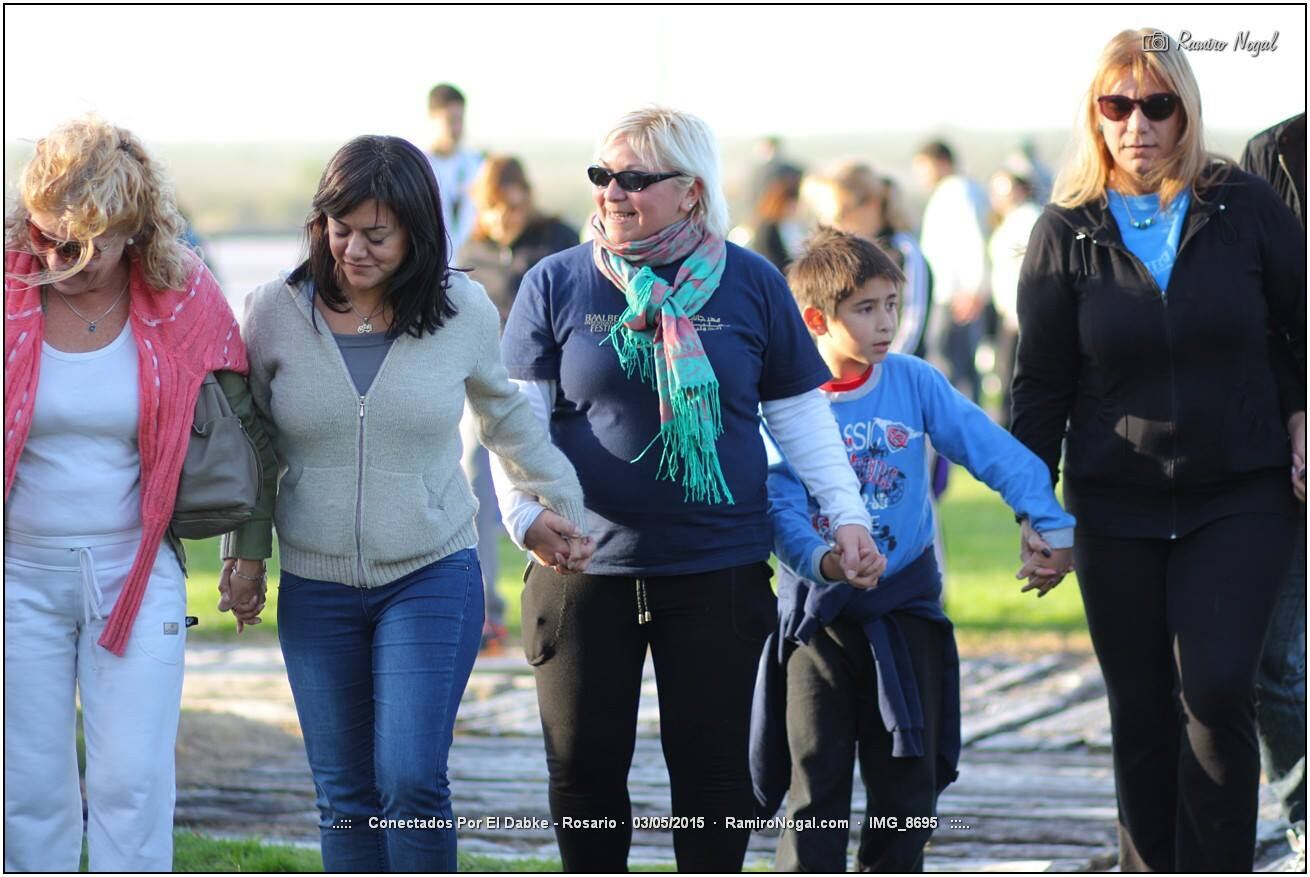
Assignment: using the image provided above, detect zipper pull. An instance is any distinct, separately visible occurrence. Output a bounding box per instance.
[359,396,366,418]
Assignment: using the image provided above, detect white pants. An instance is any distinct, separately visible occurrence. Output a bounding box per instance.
[4,529,187,872]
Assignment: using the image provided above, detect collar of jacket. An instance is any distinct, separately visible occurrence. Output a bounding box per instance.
[1277,113,1306,154]
[1050,177,1226,249]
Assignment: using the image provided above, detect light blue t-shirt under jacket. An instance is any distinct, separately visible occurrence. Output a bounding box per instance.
[1108,190,1191,294]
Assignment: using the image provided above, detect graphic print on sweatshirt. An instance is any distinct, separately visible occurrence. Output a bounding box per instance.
[811,416,925,556]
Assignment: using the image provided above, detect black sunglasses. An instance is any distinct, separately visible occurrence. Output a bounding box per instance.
[27,220,85,261]
[587,165,684,192]
[1096,93,1180,123]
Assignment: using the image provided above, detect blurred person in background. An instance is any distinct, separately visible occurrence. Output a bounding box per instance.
[1242,110,1307,871]
[747,134,788,209]
[1011,30,1304,871]
[986,169,1041,429]
[497,106,883,871]
[1007,138,1055,205]
[801,163,933,360]
[736,162,805,273]
[458,155,579,653]
[3,116,274,871]
[913,140,991,404]
[426,83,484,256]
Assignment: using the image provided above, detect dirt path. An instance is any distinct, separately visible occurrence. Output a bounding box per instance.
[176,643,1290,870]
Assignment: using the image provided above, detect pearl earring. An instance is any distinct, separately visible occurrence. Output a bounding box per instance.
[127,237,135,246]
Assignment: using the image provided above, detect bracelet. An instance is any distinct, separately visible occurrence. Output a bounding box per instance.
[230,567,267,583]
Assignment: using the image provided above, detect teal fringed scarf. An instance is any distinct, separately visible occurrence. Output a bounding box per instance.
[590,214,734,504]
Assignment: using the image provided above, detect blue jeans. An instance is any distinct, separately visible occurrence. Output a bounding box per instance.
[1257,524,1307,827]
[278,549,484,872]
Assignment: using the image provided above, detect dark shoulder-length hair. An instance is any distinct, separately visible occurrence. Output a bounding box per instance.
[289,135,456,338]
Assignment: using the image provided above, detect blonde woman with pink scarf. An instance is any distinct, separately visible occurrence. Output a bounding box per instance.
[3,117,275,872]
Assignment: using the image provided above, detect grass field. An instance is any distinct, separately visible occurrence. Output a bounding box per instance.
[182,466,1088,644]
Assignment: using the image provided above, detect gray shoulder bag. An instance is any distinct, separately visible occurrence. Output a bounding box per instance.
[171,373,260,539]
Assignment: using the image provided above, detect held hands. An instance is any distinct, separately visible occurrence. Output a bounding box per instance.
[1016,519,1073,598]
[218,558,267,632]
[830,524,888,589]
[1289,411,1306,503]
[524,509,594,576]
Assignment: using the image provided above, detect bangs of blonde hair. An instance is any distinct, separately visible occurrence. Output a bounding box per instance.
[5,115,193,290]
[599,107,730,239]
[1052,28,1228,210]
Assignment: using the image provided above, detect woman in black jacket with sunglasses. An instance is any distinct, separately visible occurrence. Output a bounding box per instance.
[1010,29,1305,872]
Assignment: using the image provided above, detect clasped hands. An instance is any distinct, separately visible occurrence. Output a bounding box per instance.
[525,509,594,576]
[818,524,888,589]
[218,557,267,632]
[1016,519,1073,598]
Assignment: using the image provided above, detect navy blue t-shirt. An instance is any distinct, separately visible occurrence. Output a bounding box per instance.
[501,241,831,576]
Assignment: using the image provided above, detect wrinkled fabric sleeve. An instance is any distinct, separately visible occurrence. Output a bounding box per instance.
[1010,210,1079,487]
[215,369,277,560]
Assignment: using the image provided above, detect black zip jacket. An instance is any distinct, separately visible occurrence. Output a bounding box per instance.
[1011,166,1305,537]
[1240,113,1306,226]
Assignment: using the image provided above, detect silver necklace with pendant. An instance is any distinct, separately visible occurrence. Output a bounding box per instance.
[1119,192,1165,229]
[55,275,130,333]
[348,298,385,334]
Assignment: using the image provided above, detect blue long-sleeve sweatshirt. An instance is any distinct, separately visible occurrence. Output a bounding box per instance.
[750,353,1075,817]
[767,353,1074,582]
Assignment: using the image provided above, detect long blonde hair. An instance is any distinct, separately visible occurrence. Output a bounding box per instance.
[1052,28,1228,210]
[5,116,193,290]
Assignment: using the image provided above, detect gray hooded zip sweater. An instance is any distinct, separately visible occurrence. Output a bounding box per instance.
[243,271,586,587]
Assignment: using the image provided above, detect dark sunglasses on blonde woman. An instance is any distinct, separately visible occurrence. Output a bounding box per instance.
[1096,93,1180,122]
[27,220,85,261]
[587,165,684,192]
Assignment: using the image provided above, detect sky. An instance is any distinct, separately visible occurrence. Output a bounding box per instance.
[3,4,1305,151]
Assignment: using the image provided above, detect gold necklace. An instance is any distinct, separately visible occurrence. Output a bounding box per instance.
[55,275,130,333]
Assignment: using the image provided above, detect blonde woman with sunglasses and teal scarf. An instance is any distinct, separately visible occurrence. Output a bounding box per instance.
[495,107,884,871]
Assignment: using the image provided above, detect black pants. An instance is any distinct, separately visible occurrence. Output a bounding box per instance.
[1075,512,1296,871]
[778,614,946,873]
[523,561,776,872]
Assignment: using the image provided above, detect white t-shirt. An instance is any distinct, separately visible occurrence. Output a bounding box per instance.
[919,174,992,304]
[428,148,484,256]
[988,201,1043,329]
[8,323,142,536]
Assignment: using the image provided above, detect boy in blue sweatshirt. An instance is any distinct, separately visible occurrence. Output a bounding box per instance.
[751,227,1075,871]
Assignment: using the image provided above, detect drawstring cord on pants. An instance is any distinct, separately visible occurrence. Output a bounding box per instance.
[75,547,106,669]
[635,579,651,625]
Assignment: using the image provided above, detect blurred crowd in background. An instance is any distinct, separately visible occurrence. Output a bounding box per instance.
[416,83,1062,428]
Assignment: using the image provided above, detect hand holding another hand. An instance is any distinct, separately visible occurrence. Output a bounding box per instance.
[218,558,267,632]
[832,524,887,589]
[525,509,594,576]
[1016,519,1072,598]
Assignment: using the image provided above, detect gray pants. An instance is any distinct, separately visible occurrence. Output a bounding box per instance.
[927,305,984,405]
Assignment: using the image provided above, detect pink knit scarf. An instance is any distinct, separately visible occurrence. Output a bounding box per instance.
[4,249,248,655]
